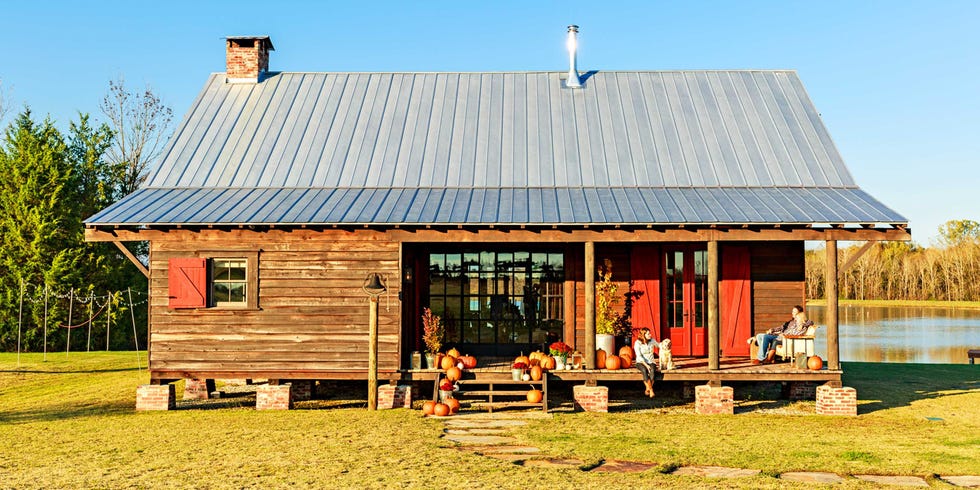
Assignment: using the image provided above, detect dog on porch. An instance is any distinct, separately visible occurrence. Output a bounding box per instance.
[658,338,675,371]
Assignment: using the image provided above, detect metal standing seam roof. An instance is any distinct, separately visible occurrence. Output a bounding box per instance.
[86,70,907,226]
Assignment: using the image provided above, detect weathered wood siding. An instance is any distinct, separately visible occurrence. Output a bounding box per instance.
[148,229,401,379]
[750,241,805,335]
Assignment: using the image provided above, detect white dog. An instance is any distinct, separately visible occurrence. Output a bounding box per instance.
[658,338,675,371]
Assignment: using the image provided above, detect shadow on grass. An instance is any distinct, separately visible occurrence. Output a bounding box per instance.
[0,402,134,425]
[843,362,979,415]
[0,367,141,374]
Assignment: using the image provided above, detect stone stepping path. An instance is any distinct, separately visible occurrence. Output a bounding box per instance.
[855,475,929,487]
[435,413,979,485]
[780,471,846,484]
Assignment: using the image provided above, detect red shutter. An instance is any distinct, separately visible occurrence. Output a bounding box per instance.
[720,245,752,356]
[168,258,207,308]
[630,245,662,342]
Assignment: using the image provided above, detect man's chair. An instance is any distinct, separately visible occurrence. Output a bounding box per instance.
[776,324,819,361]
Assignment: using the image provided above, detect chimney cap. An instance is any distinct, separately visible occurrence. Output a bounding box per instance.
[226,36,275,51]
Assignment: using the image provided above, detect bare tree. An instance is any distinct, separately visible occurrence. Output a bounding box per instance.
[100,77,174,195]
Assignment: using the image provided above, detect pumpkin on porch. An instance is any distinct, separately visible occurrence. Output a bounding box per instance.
[619,346,634,359]
[541,356,556,371]
[514,354,530,366]
[596,349,607,368]
[445,366,462,382]
[447,347,460,358]
[807,355,824,371]
[440,355,457,370]
[458,355,477,369]
[526,389,543,403]
[529,365,543,381]
[619,354,633,369]
[605,355,622,370]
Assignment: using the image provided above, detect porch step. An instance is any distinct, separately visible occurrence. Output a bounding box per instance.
[435,372,549,413]
[460,390,532,397]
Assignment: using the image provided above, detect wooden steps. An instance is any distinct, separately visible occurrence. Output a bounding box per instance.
[433,372,548,412]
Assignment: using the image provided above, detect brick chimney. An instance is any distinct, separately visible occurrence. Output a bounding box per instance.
[225,36,274,83]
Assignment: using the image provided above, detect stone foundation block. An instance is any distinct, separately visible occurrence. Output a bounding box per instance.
[377,385,413,409]
[182,379,215,400]
[256,383,293,410]
[290,380,312,401]
[695,384,733,415]
[137,384,176,411]
[573,385,609,412]
[816,385,857,416]
[789,381,818,401]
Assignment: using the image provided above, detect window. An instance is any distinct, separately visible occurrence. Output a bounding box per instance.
[211,258,247,306]
[167,251,259,310]
[428,250,564,354]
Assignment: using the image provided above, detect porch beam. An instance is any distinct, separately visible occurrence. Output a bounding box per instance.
[111,240,149,278]
[584,241,596,369]
[707,241,720,370]
[826,240,840,371]
[839,240,876,275]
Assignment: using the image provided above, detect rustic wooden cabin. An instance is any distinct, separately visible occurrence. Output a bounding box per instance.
[86,34,909,397]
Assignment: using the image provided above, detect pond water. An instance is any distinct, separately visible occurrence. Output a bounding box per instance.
[806,305,980,364]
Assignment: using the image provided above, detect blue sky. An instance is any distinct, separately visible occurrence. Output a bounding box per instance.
[3,1,977,244]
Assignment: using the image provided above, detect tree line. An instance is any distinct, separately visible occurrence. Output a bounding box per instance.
[805,220,980,302]
[0,78,172,352]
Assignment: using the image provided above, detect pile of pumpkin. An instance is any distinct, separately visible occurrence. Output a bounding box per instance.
[421,348,476,417]
[511,352,552,404]
[597,346,635,370]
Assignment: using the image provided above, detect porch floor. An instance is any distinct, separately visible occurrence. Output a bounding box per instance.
[403,356,842,385]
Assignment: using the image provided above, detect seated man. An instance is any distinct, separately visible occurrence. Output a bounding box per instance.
[749,305,813,364]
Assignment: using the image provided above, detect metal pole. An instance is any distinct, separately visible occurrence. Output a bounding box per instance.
[707,241,720,371]
[129,288,142,376]
[17,278,24,366]
[368,295,379,410]
[66,288,73,358]
[87,292,93,352]
[43,286,48,362]
[584,241,596,369]
[107,292,111,351]
[826,240,840,371]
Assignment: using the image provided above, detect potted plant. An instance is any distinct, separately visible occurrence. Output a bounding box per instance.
[422,307,443,369]
[612,282,644,348]
[511,361,528,381]
[549,341,573,369]
[595,259,618,358]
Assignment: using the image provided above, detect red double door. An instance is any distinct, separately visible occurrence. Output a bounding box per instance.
[629,245,752,357]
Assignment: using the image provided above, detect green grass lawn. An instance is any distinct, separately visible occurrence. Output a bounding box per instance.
[1,352,977,488]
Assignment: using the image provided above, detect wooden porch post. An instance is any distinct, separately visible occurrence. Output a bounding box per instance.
[707,240,720,370]
[584,241,596,369]
[368,295,379,410]
[825,240,840,371]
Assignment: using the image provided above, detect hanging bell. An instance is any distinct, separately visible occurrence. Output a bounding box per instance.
[362,273,387,297]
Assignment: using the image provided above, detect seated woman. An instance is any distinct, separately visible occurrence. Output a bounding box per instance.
[633,328,660,397]
[749,305,813,364]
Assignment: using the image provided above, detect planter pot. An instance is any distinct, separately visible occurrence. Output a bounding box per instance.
[512,369,524,381]
[439,389,454,402]
[424,353,437,370]
[555,356,567,370]
[596,334,615,360]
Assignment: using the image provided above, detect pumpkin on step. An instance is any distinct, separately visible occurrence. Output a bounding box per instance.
[605,355,622,370]
[445,366,462,382]
[440,355,457,370]
[541,355,556,371]
[446,347,460,358]
[514,355,530,366]
[526,389,543,403]
[529,365,543,381]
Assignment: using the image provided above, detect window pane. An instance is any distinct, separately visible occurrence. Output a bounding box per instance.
[213,283,230,303]
[229,283,246,303]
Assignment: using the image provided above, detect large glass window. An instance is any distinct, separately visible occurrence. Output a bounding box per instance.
[212,258,247,306]
[428,250,564,353]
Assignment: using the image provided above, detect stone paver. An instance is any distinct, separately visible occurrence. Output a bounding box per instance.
[444,434,518,446]
[473,445,541,454]
[672,465,760,478]
[590,459,659,473]
[854,475,928,487]
[484,453,534,462]
[941,475,980,488]
[444,428,509,436]
[521,457,586,469]
[780,472,845,484]
[442,419,528,428]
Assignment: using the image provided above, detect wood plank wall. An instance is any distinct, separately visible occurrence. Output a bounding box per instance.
[749,241,805,335]
[148,230,401,379]
[573,245,630,352]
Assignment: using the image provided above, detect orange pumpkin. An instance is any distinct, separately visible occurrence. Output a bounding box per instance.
[514,355,530,366]
[445,397,461,414]
[529,365,543,381]
[526,389,543,404]
[605,355,622,370]
[807,355,823,371]
[458,355,477,369]
[541,356,556,371]
[620,354,633,369]
[619,346,635,359]
[440,355,457,370]
[434,353,444,369]
[447,347,460,358]
[529,358,541,367]
[433,402,450,417]
[596,349,607,368]
[422,400,436,415]
[445,366,462,382]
